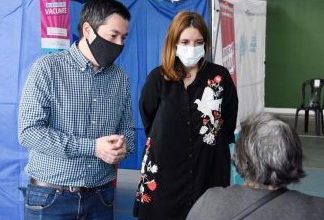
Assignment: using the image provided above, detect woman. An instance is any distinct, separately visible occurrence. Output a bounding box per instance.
[134,11,238,220]
[187,112,324,220]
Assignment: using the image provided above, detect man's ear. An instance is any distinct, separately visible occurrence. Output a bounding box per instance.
[82,22,92,39]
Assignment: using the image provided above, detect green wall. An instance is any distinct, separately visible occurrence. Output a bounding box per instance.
[265,0,324,108]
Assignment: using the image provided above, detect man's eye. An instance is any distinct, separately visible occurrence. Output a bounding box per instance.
[109,34,117,39]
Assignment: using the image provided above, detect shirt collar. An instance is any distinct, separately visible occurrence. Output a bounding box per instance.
[195,62,210,86]
[69,42,112,74]
[69,42,90,72]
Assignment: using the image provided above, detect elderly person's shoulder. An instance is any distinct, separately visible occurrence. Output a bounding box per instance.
[187,185,324,220]
[194,184,270,200]
[202,184,246,196]
[186,185,251,220]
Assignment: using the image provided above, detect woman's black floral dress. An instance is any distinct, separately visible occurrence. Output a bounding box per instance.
[134,62,238,220]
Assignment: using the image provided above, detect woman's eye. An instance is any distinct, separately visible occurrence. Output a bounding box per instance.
[195,41,204,45]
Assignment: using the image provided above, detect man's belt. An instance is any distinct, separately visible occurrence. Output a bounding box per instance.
[30,178,110,193]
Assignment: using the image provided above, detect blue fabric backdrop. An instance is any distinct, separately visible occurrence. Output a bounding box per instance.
[0,0,209,218]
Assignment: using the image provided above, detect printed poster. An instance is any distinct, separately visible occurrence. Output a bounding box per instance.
[219,0,237,85]
[40,0,70,52]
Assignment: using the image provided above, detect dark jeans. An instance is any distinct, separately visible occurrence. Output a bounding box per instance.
[24,182,114,220]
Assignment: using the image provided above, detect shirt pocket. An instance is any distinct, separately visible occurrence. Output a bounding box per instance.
[96,184,114,207]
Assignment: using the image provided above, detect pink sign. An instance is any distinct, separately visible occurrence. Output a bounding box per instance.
[220,0,237,85]
[40,0,70,51]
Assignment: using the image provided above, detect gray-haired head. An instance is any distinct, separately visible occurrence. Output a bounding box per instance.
[233,112,305,187]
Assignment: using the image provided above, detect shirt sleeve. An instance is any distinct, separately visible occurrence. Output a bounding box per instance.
[117,77,135,157]
[220,67,238,143]
[139,68,162,136]
[18,58,95,158]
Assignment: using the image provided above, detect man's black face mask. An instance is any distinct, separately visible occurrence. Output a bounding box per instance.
[86,27,123,68]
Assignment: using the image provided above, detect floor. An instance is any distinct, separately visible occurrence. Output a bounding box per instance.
[114,114,324,220]
[281,113,324,197]
[115,169,139,220]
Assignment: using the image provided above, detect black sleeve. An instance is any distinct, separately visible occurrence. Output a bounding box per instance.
[139,67,162,136]
[221,68,238,143]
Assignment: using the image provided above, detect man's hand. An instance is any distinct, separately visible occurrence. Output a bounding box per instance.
[95,135,127,164]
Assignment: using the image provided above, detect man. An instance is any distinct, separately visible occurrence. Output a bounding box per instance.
[18,0,134,219]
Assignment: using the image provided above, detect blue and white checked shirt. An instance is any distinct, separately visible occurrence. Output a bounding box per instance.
[18,42,135,187]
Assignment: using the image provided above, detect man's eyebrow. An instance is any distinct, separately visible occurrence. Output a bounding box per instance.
[110,29,128,36]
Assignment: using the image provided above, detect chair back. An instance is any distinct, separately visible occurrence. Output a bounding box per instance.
[300,79,324,109]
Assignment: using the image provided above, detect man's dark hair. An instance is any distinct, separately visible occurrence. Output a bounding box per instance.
[78,0,131,38]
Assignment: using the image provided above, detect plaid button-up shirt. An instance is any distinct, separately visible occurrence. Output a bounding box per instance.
[18,42,135,187]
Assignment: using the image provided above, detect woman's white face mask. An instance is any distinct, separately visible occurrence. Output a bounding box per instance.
[176,44,205,67]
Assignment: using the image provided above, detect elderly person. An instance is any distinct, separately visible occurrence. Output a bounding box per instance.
[187,112,324,220]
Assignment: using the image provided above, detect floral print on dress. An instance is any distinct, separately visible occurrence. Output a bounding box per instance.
[136,137,159,203]
[194,75,224,145]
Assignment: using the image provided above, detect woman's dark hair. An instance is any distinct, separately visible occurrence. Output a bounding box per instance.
[233,112,305,187]
[78,0,130,38]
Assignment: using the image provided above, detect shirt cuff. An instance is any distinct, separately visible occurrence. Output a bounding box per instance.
[76,138,96,157]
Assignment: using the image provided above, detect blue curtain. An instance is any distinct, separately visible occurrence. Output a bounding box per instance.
[0,0,42,218]
[0,0,209,218]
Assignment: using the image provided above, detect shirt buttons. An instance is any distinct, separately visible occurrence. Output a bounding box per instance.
[189,170,193,174]
[187,121,191,125]
[93,98,97,102]
[81,67,86,72]
[91,120,96,124]
[188,154,192,158]
[87,165,91,168]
